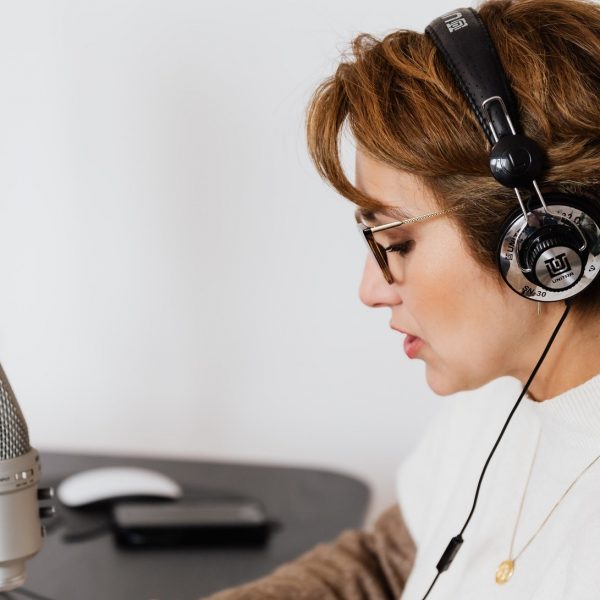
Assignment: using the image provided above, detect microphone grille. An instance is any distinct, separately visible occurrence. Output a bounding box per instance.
[0,363,31,460]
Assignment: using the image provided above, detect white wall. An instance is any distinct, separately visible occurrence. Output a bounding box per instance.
[0,0,517,525]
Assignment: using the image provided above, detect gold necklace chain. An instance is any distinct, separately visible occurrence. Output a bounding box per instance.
[496,432,600,584]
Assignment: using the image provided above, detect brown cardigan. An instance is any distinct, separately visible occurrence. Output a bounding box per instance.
[201,504,416,600]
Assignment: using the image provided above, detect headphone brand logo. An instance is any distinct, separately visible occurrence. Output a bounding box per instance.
[545,253,572,278]
[442,12,468,33]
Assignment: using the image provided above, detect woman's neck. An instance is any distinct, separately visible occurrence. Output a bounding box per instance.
[519,309,600,402]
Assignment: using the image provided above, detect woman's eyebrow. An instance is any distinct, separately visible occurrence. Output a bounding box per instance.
[356,207,412,223]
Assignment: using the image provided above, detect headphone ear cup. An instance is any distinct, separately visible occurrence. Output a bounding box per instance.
[523,225,586,291]
[497,194,600,301]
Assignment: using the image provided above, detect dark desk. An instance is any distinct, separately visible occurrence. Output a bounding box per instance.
[21,451,369,600]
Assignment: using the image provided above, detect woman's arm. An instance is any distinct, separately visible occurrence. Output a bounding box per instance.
[201,503,416,600]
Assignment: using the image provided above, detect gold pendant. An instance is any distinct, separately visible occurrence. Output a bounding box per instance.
[496,559,514,584]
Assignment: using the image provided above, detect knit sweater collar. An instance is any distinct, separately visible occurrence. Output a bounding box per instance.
[525,372,600,450]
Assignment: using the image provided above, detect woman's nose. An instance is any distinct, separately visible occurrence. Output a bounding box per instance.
[359,255,402,307]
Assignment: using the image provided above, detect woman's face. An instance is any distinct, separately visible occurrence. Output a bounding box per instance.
[356,150,545,395]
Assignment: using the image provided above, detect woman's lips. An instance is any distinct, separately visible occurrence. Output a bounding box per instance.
[390,325,424,359]
[403,334,424,359]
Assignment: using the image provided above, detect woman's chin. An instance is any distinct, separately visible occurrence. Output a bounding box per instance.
[424,366,468,396]
[425,364,495,396]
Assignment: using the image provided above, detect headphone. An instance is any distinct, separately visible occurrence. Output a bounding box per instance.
[414,10,598,599]
[425,7,600,303]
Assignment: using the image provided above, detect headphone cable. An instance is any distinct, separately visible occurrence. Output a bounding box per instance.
[421,299,572,599]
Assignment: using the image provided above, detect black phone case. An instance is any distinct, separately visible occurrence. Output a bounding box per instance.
[112,499,272,548]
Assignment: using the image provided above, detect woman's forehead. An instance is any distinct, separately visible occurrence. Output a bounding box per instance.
[355,151,436,219]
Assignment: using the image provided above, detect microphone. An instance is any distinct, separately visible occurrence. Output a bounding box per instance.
[0,362,52,591]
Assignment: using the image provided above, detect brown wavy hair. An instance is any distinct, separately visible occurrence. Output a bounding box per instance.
[306,0,600,316]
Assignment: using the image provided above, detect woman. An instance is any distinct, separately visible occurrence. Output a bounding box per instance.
[206,0,600,597]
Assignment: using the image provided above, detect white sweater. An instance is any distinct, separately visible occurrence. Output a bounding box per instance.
[397,374,600,600]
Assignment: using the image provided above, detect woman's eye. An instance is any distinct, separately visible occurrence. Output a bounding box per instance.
[385,240,414,256]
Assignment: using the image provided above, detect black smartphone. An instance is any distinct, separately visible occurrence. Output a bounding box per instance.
[112,499,272,547]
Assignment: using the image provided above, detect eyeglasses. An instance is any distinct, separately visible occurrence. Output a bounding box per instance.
[355,206,461,284]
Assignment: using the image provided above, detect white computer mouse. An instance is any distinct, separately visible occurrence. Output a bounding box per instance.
[57,466,184,508]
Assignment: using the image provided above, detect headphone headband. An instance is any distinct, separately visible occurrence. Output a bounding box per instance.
[425,8,519,144]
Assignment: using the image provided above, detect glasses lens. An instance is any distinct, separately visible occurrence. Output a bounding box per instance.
[356,221,393,283]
